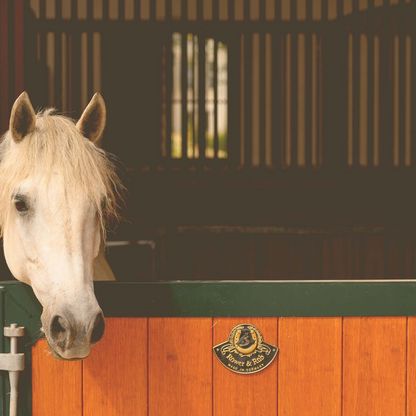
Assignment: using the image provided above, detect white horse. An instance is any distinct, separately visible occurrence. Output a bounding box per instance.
[0,92,120,359]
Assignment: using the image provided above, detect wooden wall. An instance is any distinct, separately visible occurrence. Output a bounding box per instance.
[160,227,416,280]
[32,316,416,415]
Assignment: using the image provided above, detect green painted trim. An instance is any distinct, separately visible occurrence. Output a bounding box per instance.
[1,280,416,326]
[93,280,416,317]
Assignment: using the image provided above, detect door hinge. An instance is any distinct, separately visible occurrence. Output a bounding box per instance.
[0,324,25,416]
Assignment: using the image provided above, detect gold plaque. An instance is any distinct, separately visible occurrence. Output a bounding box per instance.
[213,323,278,374]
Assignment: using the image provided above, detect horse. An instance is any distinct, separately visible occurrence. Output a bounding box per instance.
[0,92,121,359]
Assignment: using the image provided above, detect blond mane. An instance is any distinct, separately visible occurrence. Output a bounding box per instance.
[0,109,121,236]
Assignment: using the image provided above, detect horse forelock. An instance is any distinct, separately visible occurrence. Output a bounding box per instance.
[0,109,122,237]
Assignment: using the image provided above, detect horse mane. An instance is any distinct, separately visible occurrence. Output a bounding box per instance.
[0,109,122,236]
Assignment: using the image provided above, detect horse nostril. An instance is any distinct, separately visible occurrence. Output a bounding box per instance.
[50,315,68,343]
[90,313,105,344]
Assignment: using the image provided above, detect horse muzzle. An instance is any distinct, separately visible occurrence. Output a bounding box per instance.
[43,308,105,360]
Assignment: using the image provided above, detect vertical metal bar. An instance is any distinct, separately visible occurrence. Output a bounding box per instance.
[150,0,156,20]
[87,0,94,99]
[275,0,281,21]
[166,35,173,158]
[73,30,82,112]
[192,35,198,158]
[71,30,81,114]
[69,1,79,110]
[181,0,186,21]
[103,0,109,20]
[228,33,240,165]
[272,33,282,168]
[135,0,141,20]
[214,40,219,158]
[198,35,206,159]
[259,33,266,166]
[260,0,266,21]
[40,0,46,19]
[119,0,125,20]
[197,0,203,20]
[412,32,416,166]
[244,0,249,21]
[322,0,328,21]
[291,34,298,166]
[321,3,347,170]
[213,0,219,21]
[0,0,8,133]
[56,0,62,19]
[339,32,348,169]
[7,0,14,109]
[228,0,234,21]
[54,30,62,108]
[181,33,188,158]
[399,35,405,166]
[14,0,25,95]
[305,2,313,167]
[290,0,296,21]
[244,33,252,166]
[71,0,78,19]
[368,35,374,166]
[54,0,63,109]
[318,34,323,166]
[380,35,392,167]
[87,35,94,98]
[191,35,196,157]
[337,0,343,16]
[287,0,297,167]
[352,33,359,167]
[283,34,290,167]
[39,0,47,104]
[304,42,312,166]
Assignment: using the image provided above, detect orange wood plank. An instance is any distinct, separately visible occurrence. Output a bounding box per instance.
[343,317,407,416]
[408,317,416,416]
[83,318,148,416]
[278,317,342,416]
[32,339,82,416]
[213,317,278,416]
[149,318,212,416]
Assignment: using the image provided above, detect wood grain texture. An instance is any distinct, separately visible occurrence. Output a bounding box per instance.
[83,318,148,416]
[213,317,278,416]
[278,317,342,416]
[148,318,212,416]
[32,316,414,415]
[408,317,416,416]
[343,317,407,416]
[32,339,82,416]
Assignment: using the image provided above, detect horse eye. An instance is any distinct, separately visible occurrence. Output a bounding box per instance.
[14,196,29,213]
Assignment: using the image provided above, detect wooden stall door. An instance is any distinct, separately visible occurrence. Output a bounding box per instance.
[32,317,416,415]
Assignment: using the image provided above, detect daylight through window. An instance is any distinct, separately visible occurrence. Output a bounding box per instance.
[166,33,228,159]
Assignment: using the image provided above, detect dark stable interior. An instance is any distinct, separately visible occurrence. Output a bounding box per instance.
[1,0,416,281]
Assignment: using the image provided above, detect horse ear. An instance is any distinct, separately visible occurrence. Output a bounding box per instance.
[9,92,36,143]
[76,93,106,144]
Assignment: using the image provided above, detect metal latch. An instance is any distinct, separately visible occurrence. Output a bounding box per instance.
[0,324,25,416]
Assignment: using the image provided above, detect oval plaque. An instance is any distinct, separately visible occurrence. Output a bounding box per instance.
[213,323,278,374]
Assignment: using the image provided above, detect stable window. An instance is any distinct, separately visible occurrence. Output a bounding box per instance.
[163,33,228,159]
